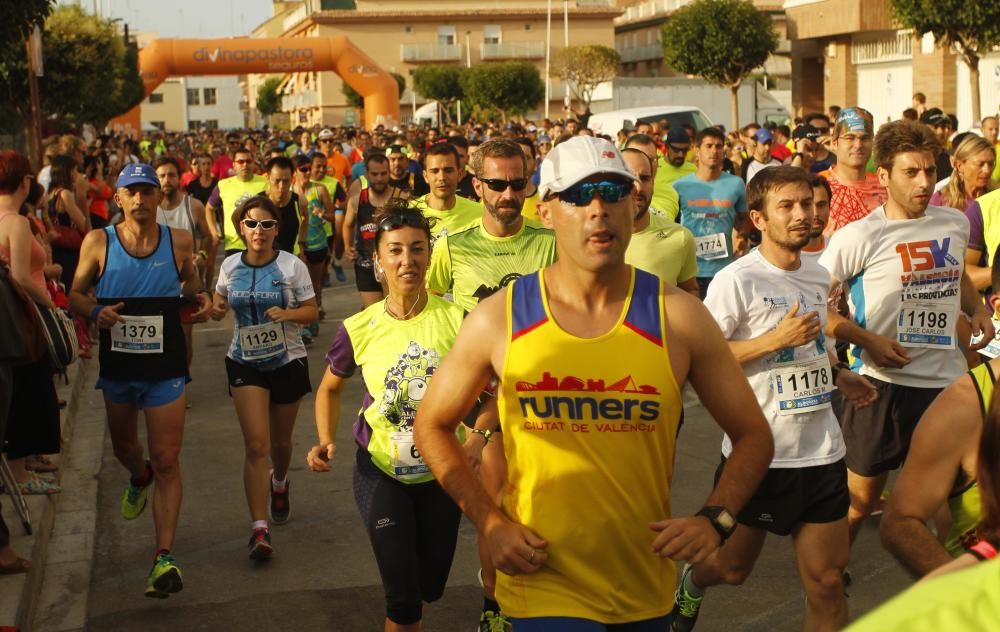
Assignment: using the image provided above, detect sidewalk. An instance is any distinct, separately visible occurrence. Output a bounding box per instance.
[0,357,103,632]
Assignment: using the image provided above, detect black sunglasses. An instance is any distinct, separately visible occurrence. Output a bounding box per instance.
[377,214,429,233]
[479,177,528,192]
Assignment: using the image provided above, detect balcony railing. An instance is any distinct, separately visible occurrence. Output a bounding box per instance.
[619,44,664,63]
[281,90,318,110]
[480,41,546,60]
[400,43,463,63]
[615,0,693,24]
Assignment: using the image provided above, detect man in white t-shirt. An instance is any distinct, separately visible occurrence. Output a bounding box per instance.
[819,120,995,552]
[671,166,878,632]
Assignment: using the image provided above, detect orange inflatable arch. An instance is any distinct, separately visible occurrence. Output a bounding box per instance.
[114,36,400,134]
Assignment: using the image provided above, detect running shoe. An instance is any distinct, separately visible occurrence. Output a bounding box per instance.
[670,563,704,632]
[333,264,346,283]
[300,327,313,345]
[478,610,512,632]
[269,474,290,525]
[144,551,183,598]
[318,306,326,321]
[248,528,273,560]
[121,461,153,520]
[309,322,320,337]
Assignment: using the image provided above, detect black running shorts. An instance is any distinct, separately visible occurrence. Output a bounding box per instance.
[354,263,382,293]
[304,249,327,265]
[225,356,312,404]
[714,457,849,536]
[839,376,942,477]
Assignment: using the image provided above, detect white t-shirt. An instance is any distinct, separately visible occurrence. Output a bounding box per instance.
[705,249,845,468]
[819,204,968,389]
[745,158,781,184]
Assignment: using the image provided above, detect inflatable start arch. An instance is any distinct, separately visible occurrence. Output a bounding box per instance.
[114,36,401,133]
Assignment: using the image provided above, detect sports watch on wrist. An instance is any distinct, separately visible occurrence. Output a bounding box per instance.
[696,506,737,542]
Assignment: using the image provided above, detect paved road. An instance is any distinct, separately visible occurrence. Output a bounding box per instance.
[85,280,913,631]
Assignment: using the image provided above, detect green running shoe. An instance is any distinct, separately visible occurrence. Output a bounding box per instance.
[144,551,183,599]
[670,563,705,632]
[478,609,512,632]
[121,461,153,520]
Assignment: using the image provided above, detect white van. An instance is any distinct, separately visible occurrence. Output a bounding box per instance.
[587,106,714,138]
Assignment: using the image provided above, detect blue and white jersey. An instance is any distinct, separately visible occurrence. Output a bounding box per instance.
[216,250,315,369]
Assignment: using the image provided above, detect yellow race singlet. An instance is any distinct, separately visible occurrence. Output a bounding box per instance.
[496,267,682,623]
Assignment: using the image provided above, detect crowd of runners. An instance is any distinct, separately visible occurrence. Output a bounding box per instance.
[2,99,1000,631]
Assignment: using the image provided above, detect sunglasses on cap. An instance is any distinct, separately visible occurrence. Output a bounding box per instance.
[242,218,278,230]
[557,180,633,206]
[479,177,528,192]
[377,213,429,233]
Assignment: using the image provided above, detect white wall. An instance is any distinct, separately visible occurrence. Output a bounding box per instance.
[185,76,245,131]
[956,51,1000,131]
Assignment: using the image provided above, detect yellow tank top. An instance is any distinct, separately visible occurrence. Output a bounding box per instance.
[496,267,682,623]
[945,362,995,556]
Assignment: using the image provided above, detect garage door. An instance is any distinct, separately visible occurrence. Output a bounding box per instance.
[856,61,913,128]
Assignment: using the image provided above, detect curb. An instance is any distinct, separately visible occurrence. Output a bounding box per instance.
[0,357,94,632]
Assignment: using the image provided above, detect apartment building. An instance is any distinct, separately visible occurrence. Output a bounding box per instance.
[246,0,621,127]
[784,0,1000,126]
[613,0,791,93]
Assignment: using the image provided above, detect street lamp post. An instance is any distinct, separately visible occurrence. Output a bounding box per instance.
[545,0,552,120]
[563,0,571,114]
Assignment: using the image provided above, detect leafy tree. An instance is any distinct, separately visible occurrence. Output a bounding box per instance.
[257,76,283,120]
[0,0,52,136]
[413,65,465,125]
[1,4,144,133]
[460,62,545,123]
[890,0,1000,123]
[661,0,777,130]
[551,45,620,122]
[0,0,52,42]
[343,71,406,109]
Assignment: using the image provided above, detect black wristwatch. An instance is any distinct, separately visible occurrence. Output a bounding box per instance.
[696,506,737,543]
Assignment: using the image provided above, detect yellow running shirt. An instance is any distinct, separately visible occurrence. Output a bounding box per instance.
[217,174,267,252]
[413,194,481,245]
[496,267,682,622]
[625,214,698,286]
[427,218,556,312]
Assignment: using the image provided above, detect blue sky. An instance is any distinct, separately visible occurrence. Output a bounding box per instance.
[59,0,275,39]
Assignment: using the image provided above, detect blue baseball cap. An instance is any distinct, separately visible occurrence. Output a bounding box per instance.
[116,163,160,189]
[754,128,774,143]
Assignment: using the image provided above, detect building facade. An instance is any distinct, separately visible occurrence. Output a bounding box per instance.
[246,0,621,127]
[784,0,1000,126]
[613,0,791,101]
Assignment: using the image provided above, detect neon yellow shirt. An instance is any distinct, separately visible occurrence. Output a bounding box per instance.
[625,214,698,285]
[427,218,556,312]
[218,175,268,252]
[338,295,466,483]
[413,194,482,245]
[846,558,1000,631]
[313,176,340,237]
[521,192,541,223]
